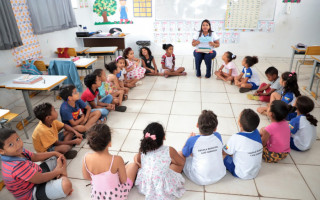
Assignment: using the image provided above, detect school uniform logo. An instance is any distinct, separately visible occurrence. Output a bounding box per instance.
[289,124,294,130]
[284,97,291,101]
[224,145,229,150]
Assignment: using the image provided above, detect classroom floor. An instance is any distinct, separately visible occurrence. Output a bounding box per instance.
[1,55,320,200]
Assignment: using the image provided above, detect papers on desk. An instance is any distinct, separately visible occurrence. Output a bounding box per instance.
[13,75,43,84]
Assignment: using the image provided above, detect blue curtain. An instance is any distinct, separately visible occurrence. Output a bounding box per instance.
[27,0,77,34]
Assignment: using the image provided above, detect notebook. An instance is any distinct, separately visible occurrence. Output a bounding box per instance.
[13,75,43,84]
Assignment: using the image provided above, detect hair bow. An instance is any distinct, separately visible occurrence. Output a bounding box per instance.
[231,54,236,58]
[116,56,123,62]
[289,71,296,77]
[145,132,156,140]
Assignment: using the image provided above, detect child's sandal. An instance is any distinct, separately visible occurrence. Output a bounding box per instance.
[123,94,128,101]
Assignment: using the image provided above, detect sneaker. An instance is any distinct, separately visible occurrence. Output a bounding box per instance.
[239,88,251,93]
[64,150,78,159]
[115,105,127,112]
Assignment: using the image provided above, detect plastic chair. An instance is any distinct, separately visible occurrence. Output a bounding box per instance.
[193,57,218,75]
[0,112,28,139]
[294,46,320,78]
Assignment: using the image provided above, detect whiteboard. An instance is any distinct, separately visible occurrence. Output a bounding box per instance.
[155,0,276,21]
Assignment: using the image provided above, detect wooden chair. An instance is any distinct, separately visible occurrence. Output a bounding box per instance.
[294,46,320,78]
[0,112,28,139]
[67,48,77,57]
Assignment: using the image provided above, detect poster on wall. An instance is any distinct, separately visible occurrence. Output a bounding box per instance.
[93,0,133,25]
[133,0,152,17]
[10,0,42,65]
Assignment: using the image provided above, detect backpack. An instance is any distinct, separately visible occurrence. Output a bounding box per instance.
[21,60,43,75]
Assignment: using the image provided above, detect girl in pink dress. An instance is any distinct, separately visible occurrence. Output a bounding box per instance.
[82,124,138,200]
[123,47,146,80]
[214,51,238,84]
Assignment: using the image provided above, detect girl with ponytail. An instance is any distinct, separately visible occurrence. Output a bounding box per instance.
[289,96,317,151]
[135,122,185,199]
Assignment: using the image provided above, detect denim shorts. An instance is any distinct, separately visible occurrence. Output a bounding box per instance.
[47,131,65,152]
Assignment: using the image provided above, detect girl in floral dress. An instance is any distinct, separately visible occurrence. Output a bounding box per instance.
[134,122,186,200]
[123,47,146,80]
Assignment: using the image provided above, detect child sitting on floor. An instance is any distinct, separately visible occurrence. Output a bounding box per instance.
[214,51,238,84]
[257,71,301,116]
[135,122,185,199]
[234,56,260,93]
[223,109,263,179]
[140,46,163,76]
[161,44,187,78]
[116,56,139,88]
[123,47,146,81]
[81,74,126,117]
[82,124,138,200]
[104,63,129,105]
[59,85,101,133]
[290,96,317,151]
[0,128,73,200]
[181,110,226,185]
[260,100,290,163]
[32,103,82,159]
[248,66,282,102]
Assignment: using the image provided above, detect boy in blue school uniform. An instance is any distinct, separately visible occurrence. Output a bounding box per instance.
[223,109,263,179]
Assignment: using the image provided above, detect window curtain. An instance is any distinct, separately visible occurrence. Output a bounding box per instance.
[27,0,77,34]
[0,0,23,50]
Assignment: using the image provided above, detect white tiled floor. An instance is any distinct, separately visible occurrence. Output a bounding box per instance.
[1,56,320,199]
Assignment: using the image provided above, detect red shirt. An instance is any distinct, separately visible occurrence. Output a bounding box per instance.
[1,149,42,200]
[81,88,99,104]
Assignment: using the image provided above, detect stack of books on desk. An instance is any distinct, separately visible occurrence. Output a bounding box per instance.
[13,75,43,84]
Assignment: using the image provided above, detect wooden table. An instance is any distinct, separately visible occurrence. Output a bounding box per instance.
[77,35,126,51]
[0,109,10,118]
[0,74,25,88]
[55,47,90,55]
[84,46,118,64]
[4,75,67,123]
[306,55,320,93]
[289,46,306,71]
[42,57,97,69]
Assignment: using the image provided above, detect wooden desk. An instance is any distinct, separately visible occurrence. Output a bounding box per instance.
[4,75,67,122]
[85,46,118,64]
[306,56,320,93]
[77,35,126,50]
[0,74,24,88]
[289,46,306,71]
[42,57,97,69]
[55,47,90,55]
[0,109,10,118]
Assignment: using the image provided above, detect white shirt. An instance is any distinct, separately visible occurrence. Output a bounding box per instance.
[223,130,263,179]
[193,32,219,50]
[290,115,317,151]
[270,77,283,94]
[182,133,226,185]
[119,68,126,81]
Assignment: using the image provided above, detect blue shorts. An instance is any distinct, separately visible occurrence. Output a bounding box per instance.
[47,132,65,152]
[247,82,259,90]
[224,155,238,178]
[290,137,301,151]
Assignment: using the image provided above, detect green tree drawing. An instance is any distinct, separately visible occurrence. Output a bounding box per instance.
[93,0,117,22]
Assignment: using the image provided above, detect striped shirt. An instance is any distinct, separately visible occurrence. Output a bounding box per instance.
[1,149,42,200]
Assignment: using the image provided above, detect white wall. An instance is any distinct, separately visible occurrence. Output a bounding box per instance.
[0,0,319,108]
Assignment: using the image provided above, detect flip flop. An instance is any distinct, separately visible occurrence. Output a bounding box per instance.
[239,88,251,93]
[247,94,254,100]
[115,105,127,112]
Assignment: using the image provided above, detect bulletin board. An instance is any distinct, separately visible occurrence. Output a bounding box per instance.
[155,0,276,21]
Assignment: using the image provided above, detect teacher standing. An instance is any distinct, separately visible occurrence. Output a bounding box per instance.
[192,19,220,78]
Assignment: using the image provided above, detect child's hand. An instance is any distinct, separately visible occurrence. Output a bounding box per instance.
[74,131,83,139]
[73,138,83,145]
[54,151,63,158]
[209,41,215,47]
[106,104,115,110]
